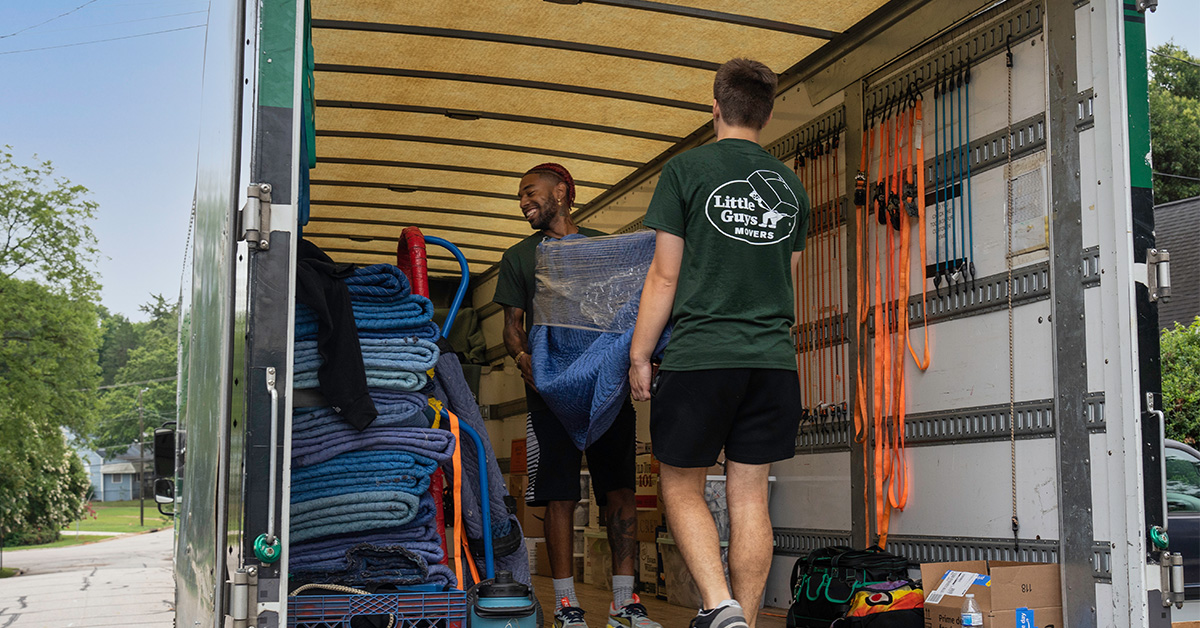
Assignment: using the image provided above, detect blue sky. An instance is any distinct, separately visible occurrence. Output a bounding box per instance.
[0,1,1196,321]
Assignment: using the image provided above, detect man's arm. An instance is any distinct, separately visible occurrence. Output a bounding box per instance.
[502,305,536,389]
[629,230,685,401]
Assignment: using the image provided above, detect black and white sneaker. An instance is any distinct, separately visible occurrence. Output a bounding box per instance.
[689,601,749,628]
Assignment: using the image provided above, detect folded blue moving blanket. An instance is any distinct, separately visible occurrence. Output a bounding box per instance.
[343,264,412,301]
[293,390,427,427]
[290,490,421,544]
[290,519,441,572]
[295,368,431,393]
[291,450,439,504]
[292,426,456,468]
[295,300,439,341]
[350,298,435,330]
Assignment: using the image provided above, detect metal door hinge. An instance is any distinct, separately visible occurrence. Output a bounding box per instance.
[239,183,273,250]
[1147,248,1171,302]
[227,566,260,628]
[1134,248,1171,302]
[1159,551,1184,609]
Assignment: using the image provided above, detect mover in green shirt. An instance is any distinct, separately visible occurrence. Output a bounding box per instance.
[629,59,809,628]
[493,164,653,628]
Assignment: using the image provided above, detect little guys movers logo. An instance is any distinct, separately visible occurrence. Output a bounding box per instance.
[705,169,800,245]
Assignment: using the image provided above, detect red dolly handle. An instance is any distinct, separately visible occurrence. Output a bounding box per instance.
[396,226,430,298]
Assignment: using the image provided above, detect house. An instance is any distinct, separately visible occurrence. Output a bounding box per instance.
[74,442,153,502]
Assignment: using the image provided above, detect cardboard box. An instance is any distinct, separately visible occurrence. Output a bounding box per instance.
[637,541,658,596]
[984,606,1064,628]
[505,473,545,537]
[583,531,612,589]
[657,537,730,609]
[635,453,660,510]
[532,539,549,576]
[920,561,1062,628]
[510,438,527,474]
[636,509,663,544]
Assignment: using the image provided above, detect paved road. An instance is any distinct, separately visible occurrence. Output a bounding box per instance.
[0,530,174,627]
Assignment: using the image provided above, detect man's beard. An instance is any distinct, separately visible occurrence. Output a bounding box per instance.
[529,197,561,231]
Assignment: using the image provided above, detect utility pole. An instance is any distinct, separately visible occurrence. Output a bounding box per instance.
[138,388,147,527]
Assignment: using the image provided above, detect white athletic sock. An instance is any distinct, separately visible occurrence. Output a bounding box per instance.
[553,577,580,608]
[612,575,636,606]
[701,599,741,613]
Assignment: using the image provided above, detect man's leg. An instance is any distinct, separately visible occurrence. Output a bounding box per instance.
[605,487,637,577]
[526,408,587,624]
[546,498,581,598]
[724,461,772,628]
[660,463,730,609]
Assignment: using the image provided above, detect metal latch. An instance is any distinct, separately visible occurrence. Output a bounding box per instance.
[240,183,273,250]
[1147,248,1171,302]
[228,566,260,628]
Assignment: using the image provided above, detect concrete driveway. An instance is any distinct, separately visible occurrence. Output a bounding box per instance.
[0,529,174,627]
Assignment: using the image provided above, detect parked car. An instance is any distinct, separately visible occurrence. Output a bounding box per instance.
[1166,439,1200,602]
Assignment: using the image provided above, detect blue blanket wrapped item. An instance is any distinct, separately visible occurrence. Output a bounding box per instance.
[430,350,530,588]
[290,490,422,544]
[291,450,439,503]
[292,426,455,468]
[528,231,669,450]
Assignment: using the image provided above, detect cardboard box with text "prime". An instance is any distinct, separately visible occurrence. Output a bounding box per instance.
[920,561,1061,628]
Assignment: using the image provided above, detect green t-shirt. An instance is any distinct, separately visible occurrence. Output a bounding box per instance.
[493,227,606,409]
[644,138,809,371]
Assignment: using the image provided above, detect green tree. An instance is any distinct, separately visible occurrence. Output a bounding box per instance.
[92,295,180,451]
[97,307,141,386]
[1149,43,1200,203]
[0,149,100,544]
[1161,317,1200,446]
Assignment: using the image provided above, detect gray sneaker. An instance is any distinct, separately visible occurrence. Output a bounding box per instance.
[608,594,662,628]
[689,602,749,628]
[554,598,589,628]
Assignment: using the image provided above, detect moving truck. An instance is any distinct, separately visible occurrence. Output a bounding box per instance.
[156,0,1188,625]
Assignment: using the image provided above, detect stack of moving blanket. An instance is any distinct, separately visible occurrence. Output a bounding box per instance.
[290,264,456,587]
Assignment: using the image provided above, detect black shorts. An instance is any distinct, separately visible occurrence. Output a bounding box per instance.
[651,368,801,468]
[525,401,637,507]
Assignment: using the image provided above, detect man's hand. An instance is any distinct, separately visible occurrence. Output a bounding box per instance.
[629,357,654,402]
[517,351,537,391]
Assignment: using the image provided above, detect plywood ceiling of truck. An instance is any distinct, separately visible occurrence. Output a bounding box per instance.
[308,0,889,275]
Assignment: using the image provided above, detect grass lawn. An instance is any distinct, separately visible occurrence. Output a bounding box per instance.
[1,568,16,578]
[7,535,116,551]
[63,500,173,534]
